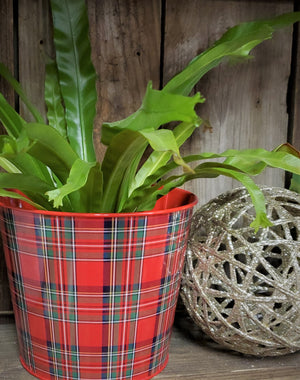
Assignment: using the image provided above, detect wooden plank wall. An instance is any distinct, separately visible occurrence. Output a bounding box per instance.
[0,0,14,321]
[0,0,299,319]
[164,0,296,202]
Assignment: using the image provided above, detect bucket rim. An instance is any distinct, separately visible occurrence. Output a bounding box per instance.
[0,188,198,218]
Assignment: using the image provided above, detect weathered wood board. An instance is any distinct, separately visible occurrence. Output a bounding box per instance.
[18,0,53,121]
[163,0,295,206]
[87,0,161,160]
[289,13,300,150]
[0,0,14,317]
[0,0,299,318]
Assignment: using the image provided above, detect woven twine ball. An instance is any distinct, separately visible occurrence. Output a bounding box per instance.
[181,187,300,356]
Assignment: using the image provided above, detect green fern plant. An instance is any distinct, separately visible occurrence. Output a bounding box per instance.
[0,0,300,232]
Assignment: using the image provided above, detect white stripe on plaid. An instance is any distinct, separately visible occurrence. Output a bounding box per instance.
[9,210,35,370]
[41,214,59,377]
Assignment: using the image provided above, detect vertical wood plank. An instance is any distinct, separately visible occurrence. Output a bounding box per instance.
[87,0,161,159]
[18,0,161,160]
[0,0,14,317]
[289,20,300,150]
[18,0,53,122]
[0,0,15,129]
[164,0,294,206]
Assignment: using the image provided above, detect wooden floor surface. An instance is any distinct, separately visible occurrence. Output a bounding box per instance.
[1,315,300,380]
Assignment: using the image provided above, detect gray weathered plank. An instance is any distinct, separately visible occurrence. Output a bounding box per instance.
[0,0,15,117]
[87,0,161,160]
[0,0,14,316]
[18,0,161,159]
[289,18,300,150]
[18,0,53,122]
[163,0,294,206]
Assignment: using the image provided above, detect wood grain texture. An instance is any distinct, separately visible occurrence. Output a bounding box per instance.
[87,0,161,160]
[1,321,300,379]
[289,17,300,150]
[18,0,53,122]
[0,0,14,316]
[0,0,15,116]
[163,0,294,206]
[18,0,161,157]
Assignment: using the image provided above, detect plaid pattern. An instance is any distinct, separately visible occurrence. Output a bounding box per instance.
[0,196,195,380]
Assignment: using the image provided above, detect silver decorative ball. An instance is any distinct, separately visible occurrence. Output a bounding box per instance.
[181,187,300,356]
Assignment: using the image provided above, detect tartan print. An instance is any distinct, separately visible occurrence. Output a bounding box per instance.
[0,191,195,380]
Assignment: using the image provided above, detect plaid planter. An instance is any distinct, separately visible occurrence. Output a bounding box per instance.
[0,188,196,380]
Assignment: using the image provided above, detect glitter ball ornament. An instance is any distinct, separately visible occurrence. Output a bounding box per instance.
[181,187,300,356]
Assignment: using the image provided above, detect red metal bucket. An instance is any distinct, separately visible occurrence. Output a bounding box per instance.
[0,188,197,380]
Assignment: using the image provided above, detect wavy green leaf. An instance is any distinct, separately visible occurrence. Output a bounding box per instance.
[163,12,300,95]
[0,134,54,185]
[290,174,300,193]
[0,173,53,193]
[122,146,300,230]
[101,82,203,145]
[50,0,97,162]
[130,121,200,195]
[133,148,300,192]
[0,135,17,155]
[25,123,78,182]
[46,159,97,209]
[0,63,44,123]
[79,162,103,212]
[0,172,56,209]
[139,129,186,157]
[0,189,47,210]
[275,142,300,156]
[116,150,145,213]
[216,148,300,175]
[101,130,148,212]
[0,157,21,173]
[275,143,300,194]
[122,164,220,213]
[45,58,67,138]
[0,93,26,138]
[123,162,271,232]
[10,153,54,185]
[102,127,196,212]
